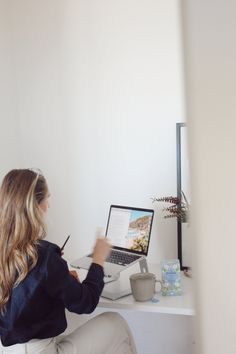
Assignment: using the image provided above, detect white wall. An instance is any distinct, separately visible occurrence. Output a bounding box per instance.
[182,1,236,353]
[1,2,193,354]
[8,0,185,264]
[0,0,19,176]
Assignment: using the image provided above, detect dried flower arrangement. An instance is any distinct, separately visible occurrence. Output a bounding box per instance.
[152,191,189,223]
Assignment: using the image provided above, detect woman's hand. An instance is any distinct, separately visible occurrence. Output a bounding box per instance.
[70,270,80,282]
[92,237,111,267]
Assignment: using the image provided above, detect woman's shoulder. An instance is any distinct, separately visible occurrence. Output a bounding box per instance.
[37,239,61,258]
[36,239,68,280]
[34,240,62,275]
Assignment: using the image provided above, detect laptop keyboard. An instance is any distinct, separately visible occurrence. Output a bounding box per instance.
[106,250,140,266]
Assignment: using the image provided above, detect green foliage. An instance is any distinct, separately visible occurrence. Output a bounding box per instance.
[152,191,189,223]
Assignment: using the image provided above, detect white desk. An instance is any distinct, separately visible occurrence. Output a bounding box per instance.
[68,262,195,354]
[75,262,195,317]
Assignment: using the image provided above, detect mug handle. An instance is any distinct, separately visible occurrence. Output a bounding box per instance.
[155,279,163,293]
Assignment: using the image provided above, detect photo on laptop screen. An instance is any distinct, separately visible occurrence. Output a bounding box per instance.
[106,205,154,255]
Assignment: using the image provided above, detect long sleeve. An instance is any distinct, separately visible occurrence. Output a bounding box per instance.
[0,240,105,346]
[44,249,105,314]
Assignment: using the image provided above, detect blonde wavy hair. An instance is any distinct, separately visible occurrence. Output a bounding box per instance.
[0,169,48,315]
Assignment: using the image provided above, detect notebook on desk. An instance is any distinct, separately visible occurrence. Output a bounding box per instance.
[71,205,154,277]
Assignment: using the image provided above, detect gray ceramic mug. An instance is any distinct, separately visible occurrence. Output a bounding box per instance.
[129,272,162,302]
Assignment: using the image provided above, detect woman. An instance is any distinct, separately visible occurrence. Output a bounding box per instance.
[0,169,137,354]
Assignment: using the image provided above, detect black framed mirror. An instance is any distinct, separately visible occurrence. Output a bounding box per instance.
[176,123,190,270]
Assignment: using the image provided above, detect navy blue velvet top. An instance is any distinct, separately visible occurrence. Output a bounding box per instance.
[0,240,104,346]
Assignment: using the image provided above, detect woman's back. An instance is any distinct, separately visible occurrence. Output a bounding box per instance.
[0,169,136,353]
[0,240,104,347]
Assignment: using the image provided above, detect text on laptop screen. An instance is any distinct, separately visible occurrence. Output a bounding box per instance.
[106,207,153,254]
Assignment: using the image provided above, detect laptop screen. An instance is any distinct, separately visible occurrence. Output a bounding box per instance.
[105,205,154,256]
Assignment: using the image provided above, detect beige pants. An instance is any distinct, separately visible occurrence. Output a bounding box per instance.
[0,312,137,354]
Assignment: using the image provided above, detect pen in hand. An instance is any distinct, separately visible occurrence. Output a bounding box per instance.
[61,234,71,252]
[61,235,71,257]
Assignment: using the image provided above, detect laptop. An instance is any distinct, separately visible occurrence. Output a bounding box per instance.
[71,205,154,277]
